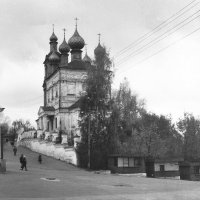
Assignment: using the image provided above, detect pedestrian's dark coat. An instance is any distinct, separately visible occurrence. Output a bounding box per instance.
[13,146,17,155]
[23,156,27,164]
[19,154,23,164]
[38,154,42,164]
[19,154,24,170]
[21,156,27,171]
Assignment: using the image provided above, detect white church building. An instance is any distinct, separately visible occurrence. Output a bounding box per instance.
[36,22,104,145]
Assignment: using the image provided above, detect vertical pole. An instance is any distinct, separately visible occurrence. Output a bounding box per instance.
[0,125,3,159]
[0,108,5,160]
[59,119,62,144]
[88,115,90,169]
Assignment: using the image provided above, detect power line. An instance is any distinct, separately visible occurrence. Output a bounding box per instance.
[116,24,200,76]
[114,0,198,57]
[116,9,200,66]
[114,0,199,58]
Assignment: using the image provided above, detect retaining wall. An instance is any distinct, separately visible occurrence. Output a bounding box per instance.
[19,139,78,165]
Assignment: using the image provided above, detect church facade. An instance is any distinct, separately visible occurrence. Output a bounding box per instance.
[36,23,103,145]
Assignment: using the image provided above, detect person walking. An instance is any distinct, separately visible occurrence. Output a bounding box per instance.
[22,155,27,171]
[13,146,17,156]
[38,154,42,164]
[19,154,24,170]
[21,155,28,171]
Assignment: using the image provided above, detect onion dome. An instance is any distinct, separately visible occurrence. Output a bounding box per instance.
[68,28,85,50]
[48,51,60,63]
[83,53,92,63]
[94,33,105,56]
[94,43,105,56]
[50,32,58,42]
[59,38,70,54]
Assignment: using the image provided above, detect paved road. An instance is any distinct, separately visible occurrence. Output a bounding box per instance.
[1,143,200,200]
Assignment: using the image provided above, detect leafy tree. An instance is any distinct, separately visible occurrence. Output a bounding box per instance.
[77,46,113,169]
[9,119,35,142]
[108,78,146,154]
[109,79,143,154]
[136,113,183,158]
[111,103,183,159]
[164,129,183,159]
[0,113,10,145]
[177,113,200,160]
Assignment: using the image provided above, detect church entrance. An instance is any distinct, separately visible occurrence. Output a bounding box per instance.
[47,116,54,132]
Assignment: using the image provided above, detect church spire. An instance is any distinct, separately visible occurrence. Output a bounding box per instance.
[63,28,66,39]
[59,28,70,54]
[59,28,70,66]
[98,33,101,44]
[94,33,105,57]
[83,44,92,64]
[68,18,85,61]
[75,17,78,30]
[49,24,60,64]
[49,24,58,52]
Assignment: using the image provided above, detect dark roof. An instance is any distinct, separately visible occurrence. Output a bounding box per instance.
[43,51,61,64]
[68,99,81,110]
[44,59,94,82]
[155,158,183,163]
[108,154,144,158]
[179,160,200,166]
[67,60,87,70]
[41,106,55,112]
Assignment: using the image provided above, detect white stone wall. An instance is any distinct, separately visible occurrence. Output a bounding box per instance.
[38,67,87,140]
[60,69,86,108]
[19,139,78,165]
[155,163,179,171]
[17,130,36,142]
[46,71,60,108]
[45,69,86,109]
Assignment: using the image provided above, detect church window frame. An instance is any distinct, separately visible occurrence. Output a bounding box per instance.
[51,88,54,100]
[67,82,76,96]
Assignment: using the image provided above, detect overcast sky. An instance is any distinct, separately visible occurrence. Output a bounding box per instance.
[0,0,200,126]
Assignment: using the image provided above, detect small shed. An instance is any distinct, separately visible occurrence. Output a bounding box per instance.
[179,161,200,181]
[154,158,181,178]
[108,154,145,174]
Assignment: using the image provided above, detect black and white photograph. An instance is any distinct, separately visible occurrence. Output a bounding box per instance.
[1,0,200,199]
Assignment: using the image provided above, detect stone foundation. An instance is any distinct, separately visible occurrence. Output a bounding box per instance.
[18,139,78,166]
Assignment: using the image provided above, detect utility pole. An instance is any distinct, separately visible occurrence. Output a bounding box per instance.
[88,114,91,169]
[0,107,6,173]
[0,125,3,160]
[0,108,5,159]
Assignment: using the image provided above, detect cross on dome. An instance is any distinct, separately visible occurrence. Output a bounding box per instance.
[59,27,70,54]
[98,33,101,44]
[63,28,66,39]
[94,33,105,56]
[75,17,79,29]
[83,43,92,63]
[68,18,85,50]
[50,24,58,42]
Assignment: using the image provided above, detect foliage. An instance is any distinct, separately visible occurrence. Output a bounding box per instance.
[110,78,146,146]
[137,113,183,158]
[0,113,10,144]
[109,78,183,159]
[9,119,35,141]
[177,113,200,160]
[77,50,189,169]
[77,46,113,169]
